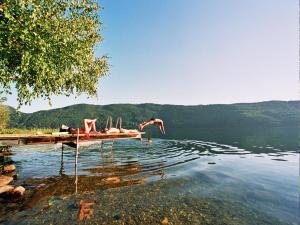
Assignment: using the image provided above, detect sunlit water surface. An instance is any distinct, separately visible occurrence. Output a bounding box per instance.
[0,127,298,225]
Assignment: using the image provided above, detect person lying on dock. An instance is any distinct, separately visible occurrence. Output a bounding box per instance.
[82,119,98,134]
[138,118,165,134]
[60,119,99,136]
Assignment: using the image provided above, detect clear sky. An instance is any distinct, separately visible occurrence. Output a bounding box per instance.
[6,0,298,112]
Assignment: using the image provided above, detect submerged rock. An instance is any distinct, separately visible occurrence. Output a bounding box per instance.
[2,151,13,156]
[162,217,169,224]
[0,186,26,200]
[0,146,13,156]
[3,164,16,173]
[103,176,121,183]
[78,199,95,221]
[12,186,26,197]
[0,175,13,187]
[0,185,14,194]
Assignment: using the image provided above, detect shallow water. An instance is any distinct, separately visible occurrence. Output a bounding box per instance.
[0,127,298,224]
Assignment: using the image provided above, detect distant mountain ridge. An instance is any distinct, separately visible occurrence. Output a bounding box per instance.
[8,101,299,129]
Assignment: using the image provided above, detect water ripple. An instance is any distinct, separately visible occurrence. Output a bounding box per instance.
[10,138,296,186]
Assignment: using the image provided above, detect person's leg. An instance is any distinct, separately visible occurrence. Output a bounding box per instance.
[83,119,94,133]
[83,119,97,133]
[159,124,164,134]
[91,121,97,131]
[83,119,89,133]
[87,122,93,132]
[160,122,166,134]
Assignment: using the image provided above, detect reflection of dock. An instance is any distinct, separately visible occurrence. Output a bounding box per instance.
[0,132,144,146]
[22,160,166,209]
[22,174,146,209]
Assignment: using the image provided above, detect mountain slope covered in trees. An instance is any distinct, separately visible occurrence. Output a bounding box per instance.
[8,101,299,130]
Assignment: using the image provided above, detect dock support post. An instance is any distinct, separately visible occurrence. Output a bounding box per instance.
[101,140,114,150]
[75,128,79,194]
[59,144,64,176]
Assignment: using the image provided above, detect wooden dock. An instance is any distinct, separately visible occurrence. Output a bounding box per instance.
[0,131,144,146]
[0,130,145,195]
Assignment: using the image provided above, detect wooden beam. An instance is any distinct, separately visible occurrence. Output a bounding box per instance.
[0,132,144,146]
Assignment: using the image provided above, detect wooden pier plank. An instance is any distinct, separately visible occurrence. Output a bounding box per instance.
[0,132,144,146]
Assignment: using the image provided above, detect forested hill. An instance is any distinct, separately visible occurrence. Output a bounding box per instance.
[8,101,299,129]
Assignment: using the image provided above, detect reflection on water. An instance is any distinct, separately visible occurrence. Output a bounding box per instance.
[0,127,298,224]
[161,126,299,153]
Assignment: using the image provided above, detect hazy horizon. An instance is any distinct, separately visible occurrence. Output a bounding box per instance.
[8,99,299,113]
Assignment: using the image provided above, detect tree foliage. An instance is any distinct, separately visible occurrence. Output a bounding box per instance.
[0,0,109,107]
[0,97,9,128]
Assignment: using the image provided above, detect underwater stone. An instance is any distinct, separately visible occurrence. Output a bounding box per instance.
[13,186,26,196]
[0,186,25,200]
[162,217,169,224]
[0,185,14,194]
[0,175,13,187]
[3,164,16,173]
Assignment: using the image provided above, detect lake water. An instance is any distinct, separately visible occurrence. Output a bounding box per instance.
[0,127,298,225]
